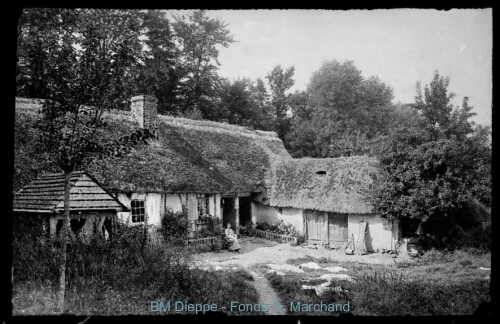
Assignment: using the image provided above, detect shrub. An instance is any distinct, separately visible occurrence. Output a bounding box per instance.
[446,225,491,252]
[239,220,254,236]
[13,217,262,315]
[212,239,222,252]
[194,244,212,254]
[160,207,189,245]
[255,220,300,237]
[255,221,270,232]
[195,214,223,238]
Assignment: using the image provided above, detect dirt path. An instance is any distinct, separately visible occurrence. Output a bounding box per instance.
[193,237,398,268]
[248,270,287,315]
[192,237,400,315]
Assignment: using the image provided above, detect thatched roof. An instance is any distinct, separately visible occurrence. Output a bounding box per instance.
[268,156,378,213]
[13,171,127,213]
[90,116,290,194]
[15,98,291,195]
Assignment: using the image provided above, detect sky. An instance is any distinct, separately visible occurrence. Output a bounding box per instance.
[168,9,492,126]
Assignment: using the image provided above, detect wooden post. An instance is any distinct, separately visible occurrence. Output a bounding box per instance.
[235,196,240,235]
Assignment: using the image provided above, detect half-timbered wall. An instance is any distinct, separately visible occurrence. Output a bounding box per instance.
[116,192,222,227]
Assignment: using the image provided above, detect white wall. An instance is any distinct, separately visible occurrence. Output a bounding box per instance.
[164,193,185,213]
[115,192,226,227]
[116,192,162,226]
[146,193,162,226]
[348,214,399,251]
[207,193,222,218]
[252,203,304,234]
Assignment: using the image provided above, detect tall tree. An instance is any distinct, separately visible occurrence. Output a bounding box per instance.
[266,65,295,139]
[16,9,79,98]
[136,10,182,115]
[171,10,234,118]
[17,9,144,105]
[17,8,155,313]
[249,78,274,131]
[286,59,394,158]
[366,71,491,227]
[215,78,274,130]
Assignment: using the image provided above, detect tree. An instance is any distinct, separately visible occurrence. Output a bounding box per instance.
[366,71,491,227]
[266,65,295,139]
[135,10,182,115]
[214,77,274,130]
[249,78,274,130]
[171,10,234,118]
[285,90,318,157]
[286,59,394,157]
[17,9,144,105]
[414,71,477,141]
[17,8,155,313]
[16,9,79,98]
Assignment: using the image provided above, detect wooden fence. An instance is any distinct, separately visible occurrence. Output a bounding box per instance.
[250,229,297,244]
[149,229,298,247]
[148,231,222,247]
[186,235,222,246]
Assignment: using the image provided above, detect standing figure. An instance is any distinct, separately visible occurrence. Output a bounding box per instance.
[225,223,241,253]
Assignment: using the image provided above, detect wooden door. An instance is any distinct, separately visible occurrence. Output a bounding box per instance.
[328,213,348,242]
[305,210,329,243]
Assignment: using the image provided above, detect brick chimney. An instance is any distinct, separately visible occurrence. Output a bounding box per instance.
[131,95,157,128]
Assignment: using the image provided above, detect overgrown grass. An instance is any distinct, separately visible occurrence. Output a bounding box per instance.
[260,250,490,316]
[12,222,260,315]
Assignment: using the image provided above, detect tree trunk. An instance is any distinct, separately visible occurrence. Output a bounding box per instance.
[57,170,72,313]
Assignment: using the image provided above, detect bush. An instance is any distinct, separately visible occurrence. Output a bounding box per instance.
[13,214,61,283]
[13,217,262,315]
[160,207,189,245]
[194,244,212,254]
[194,214,223,238]
[239,220,254,236]
[446,225,491,252]
[255,220,300,237]
[13,219,193,294]
[212,239,222,252]
[255,221,270,232]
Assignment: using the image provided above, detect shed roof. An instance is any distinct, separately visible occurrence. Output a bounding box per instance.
[268,156,378,213]
[13,171,127,213]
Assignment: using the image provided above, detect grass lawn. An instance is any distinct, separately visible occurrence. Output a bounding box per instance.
[255,249,491,316]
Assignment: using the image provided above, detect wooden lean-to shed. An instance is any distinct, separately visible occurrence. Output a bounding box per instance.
[13,171,127,239]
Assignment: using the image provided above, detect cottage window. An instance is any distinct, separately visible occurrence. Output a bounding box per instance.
[131,200,145,223]
[197,194,211,217]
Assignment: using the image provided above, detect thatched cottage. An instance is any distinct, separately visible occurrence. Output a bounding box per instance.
[259,157,402,251]
[13,171,127,238]
[15,96,292,233]
[14,96,402,251]
[89,96,292,233]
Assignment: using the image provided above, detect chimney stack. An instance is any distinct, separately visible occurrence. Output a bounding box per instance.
[131,95,157,128]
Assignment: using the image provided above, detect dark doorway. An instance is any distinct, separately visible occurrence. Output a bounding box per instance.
[239,197,251,227]
[222,198,236,229]
[70,218,87,234]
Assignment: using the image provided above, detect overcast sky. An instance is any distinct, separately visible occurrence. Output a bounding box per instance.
[168,9,492,126]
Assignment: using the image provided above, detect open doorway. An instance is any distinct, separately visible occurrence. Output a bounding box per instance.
[239,197,251,227]
[222,198,236,229]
